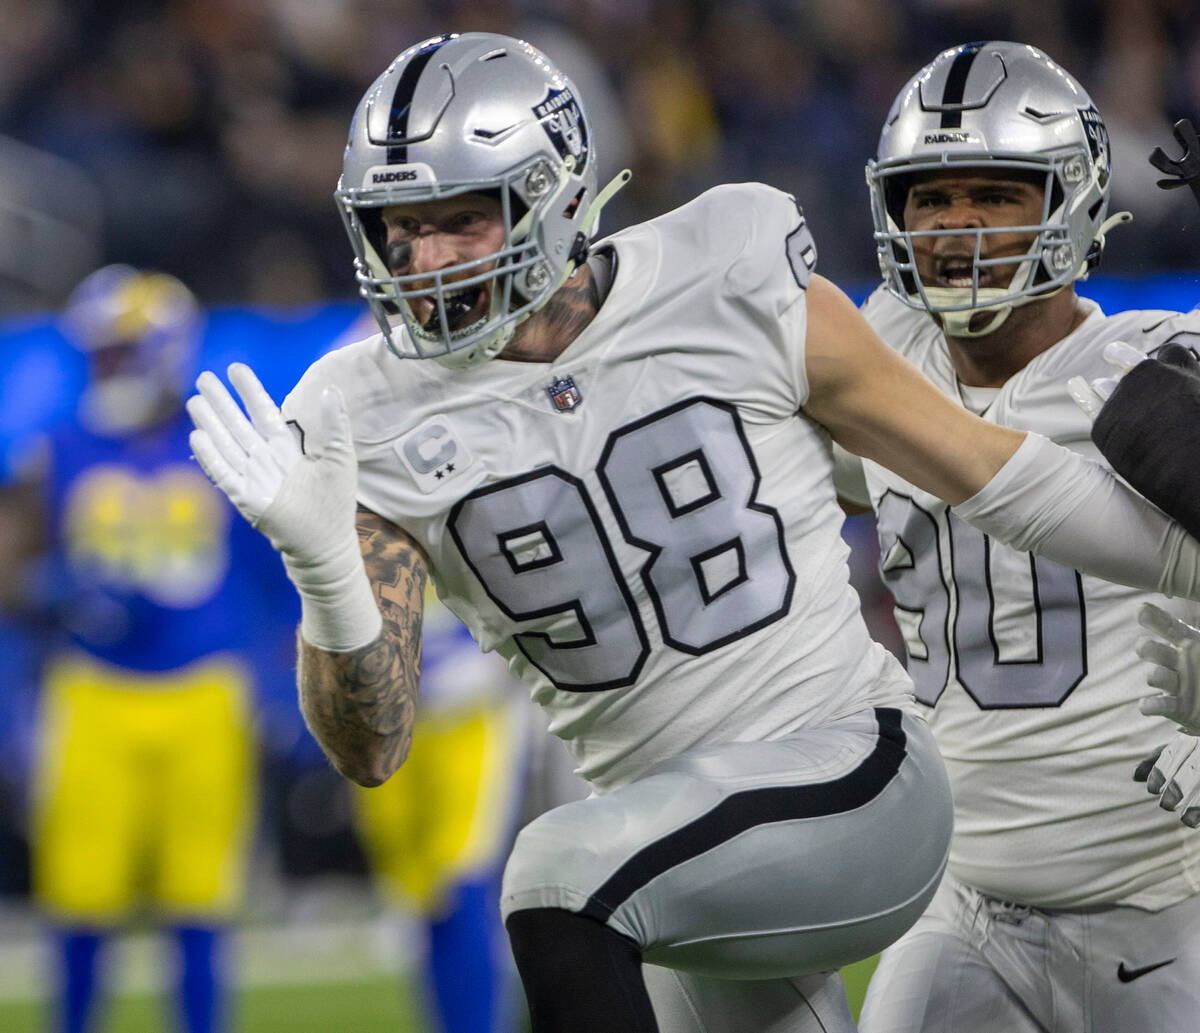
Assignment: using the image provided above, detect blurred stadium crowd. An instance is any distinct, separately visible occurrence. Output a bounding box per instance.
[2,0,1200,316]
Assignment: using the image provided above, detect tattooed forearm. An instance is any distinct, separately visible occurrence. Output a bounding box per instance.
[297,506,428,787]
[298,634,417,786]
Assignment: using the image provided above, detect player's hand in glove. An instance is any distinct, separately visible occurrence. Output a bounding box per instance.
[1136,602,1200,735]
[187,364,352,552]
[186,363,381,651]
[1149,117,1200,210]
[1134,731,1200,828]
[1066,340,1146,420]
[1068,342,1200,542]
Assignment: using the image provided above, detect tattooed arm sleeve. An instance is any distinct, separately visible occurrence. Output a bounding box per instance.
[297,505,429,787]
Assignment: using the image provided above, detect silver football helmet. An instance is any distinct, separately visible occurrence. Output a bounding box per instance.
[866,41,1131,336]
[335,32,629,367]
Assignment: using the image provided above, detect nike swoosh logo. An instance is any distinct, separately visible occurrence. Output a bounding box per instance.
[1117,958,1176,982]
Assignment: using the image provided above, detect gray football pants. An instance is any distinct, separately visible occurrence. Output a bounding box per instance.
[502,707,953,1031]
[860,870,1200,1033]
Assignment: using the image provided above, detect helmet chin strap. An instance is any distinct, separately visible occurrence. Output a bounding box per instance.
[434,304,513,369]
[550,167,633,292]
[920,209,1135,339]
[922,287,1016,337]
[1080,210,1132,277]
[914,235,1041,338]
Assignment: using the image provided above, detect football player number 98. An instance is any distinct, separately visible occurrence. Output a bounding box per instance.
[448,398,796,692]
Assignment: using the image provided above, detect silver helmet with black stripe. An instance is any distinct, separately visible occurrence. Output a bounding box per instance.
[336,32,627,367]
[866,41,1129,336]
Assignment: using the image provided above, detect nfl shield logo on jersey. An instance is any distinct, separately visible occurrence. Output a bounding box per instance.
[547,375,583,412]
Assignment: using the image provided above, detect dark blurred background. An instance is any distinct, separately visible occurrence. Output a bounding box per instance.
[2,0,1199,317]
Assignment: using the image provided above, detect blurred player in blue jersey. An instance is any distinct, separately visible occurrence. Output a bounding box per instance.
[352,584,528,1033]
[10,265,276,1033]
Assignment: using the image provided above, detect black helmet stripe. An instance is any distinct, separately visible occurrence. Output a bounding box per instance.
[386,34,454,164]
[939,41,986,129]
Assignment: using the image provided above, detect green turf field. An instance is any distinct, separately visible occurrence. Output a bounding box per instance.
[0,976,421,1033]
[0,956,880,1032]
[843,954,880,1020]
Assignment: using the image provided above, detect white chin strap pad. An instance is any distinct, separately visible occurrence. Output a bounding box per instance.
[918,286,1014,338]
[937,303,1013,338]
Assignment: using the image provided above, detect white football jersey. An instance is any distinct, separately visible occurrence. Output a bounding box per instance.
[857,285,1200,909]
[284,184,914,792]
[415,588,522,714]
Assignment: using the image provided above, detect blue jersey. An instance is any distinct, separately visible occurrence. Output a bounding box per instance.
[43,410,285,672]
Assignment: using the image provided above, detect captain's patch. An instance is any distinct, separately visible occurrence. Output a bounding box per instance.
[395,416,474,493]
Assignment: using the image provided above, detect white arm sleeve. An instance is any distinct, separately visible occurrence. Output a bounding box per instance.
[954,433,1200,600]
[832,442,872,508]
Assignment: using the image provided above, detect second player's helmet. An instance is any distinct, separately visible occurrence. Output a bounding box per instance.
[336,32,626,366]
[866,41,1129,336]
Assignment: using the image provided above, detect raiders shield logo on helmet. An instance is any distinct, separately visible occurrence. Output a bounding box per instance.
[1078,105,1111,187]
[534,86,589,172]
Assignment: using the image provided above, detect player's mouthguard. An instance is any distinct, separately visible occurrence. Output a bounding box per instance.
[423,286,484,333]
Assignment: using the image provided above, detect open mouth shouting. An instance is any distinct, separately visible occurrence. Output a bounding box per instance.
[934,255,988,290]
[413,281,490,336]
[929,238,1035,293]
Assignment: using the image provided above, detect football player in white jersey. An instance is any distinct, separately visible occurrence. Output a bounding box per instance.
[835,41,1200,1033]
[1073,128,1200,838]
[186,34,1200,1033]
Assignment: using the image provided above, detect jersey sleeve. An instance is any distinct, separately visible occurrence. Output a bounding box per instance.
[859,284,895,328]
[1143,310,1200,356]
[678,183,818,406]
[714,182,818,300]
[280,345,371,461]
[279,361,325,441]
[831,442,871,508]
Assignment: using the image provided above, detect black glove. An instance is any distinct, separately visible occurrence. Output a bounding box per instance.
[1092,344,1200,541]
[1149,118,1200,209]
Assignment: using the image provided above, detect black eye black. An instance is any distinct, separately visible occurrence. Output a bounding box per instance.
[387,239,413,269]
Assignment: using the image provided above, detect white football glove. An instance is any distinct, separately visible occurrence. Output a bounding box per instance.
[1134,731,1200,828]
[1136,601,1200,735]
[1066,340,1147,419]
[186,363,381,651]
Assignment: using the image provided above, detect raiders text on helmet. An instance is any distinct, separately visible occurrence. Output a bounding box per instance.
[336,32,629,367]
[866,41,1131,336]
